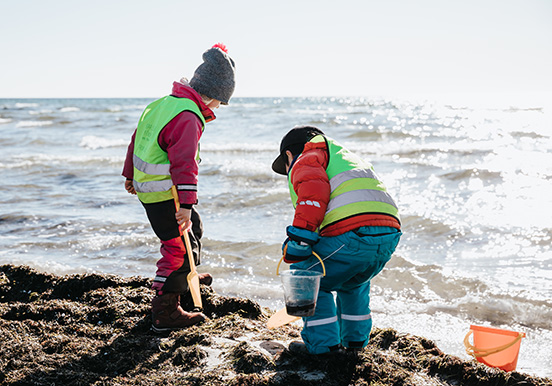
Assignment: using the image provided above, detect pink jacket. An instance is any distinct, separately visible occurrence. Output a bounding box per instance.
[122,82,216,207]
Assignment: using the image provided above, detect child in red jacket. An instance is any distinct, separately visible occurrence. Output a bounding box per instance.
[273,126,401,354]
[122,44,235,332]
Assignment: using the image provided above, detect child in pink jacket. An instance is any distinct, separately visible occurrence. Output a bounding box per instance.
[122,44,235,332]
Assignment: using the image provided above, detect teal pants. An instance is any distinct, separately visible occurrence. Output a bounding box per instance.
[291,226,401,354]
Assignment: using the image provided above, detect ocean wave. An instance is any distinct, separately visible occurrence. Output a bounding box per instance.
[207,188,288,209]
[91,103,146,113]
[509,130,549,139]
[79,135,129,149]
[59,107,80,113]
[392,146,491,159]
[444,294,552,330]
[28,138,54,146]
[76,232,157,252]
[1,153,125,171]
[373,255,552,330]
[205,239,279,259]
[0,118,12,125]
[201,142,276,152]
[29,110,53,116]
[0,213,31,226]
[441,168,503,181]
[347,129,418,140]
[400,215,458,237]
[15,120,54,128]
[205,160,275,179]
[0,158,37,169]
[14,102,38,109]
[505,106,544,112]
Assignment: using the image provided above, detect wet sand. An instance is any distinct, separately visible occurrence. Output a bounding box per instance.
[1,265,550,386]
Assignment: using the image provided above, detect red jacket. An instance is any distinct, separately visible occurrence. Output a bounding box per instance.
[290,141,401,237]
[122,82,215,207]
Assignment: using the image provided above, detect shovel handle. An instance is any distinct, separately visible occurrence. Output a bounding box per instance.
[171,186,197,273]
[276,251,326,276]
[171,185,180,211]
[171,186,202,309]
[182,227,197,273]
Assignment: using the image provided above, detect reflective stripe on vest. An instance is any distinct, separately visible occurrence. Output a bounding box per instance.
[133,96,205,204]
[133,153,171,175]
[288,135,400,230]
[133,179,174,193]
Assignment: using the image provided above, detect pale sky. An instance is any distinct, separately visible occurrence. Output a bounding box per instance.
[1,0,551,103]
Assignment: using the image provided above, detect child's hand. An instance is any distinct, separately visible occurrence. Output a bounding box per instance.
[176,208,192,230]
[124,179,136,195]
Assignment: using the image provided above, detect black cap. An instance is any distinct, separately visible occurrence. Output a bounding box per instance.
[271,126,325,175]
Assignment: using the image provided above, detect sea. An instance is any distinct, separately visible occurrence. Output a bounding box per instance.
[1,96,550,377]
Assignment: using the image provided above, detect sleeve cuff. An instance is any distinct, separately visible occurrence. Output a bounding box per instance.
[292,219,318,232]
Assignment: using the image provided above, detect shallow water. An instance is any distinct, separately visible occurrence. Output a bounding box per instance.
[1,96,550,376]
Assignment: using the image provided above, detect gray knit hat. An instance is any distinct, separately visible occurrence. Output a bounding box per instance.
[189,43,236,105]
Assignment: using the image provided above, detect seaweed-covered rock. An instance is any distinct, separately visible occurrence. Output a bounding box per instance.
[226,341,275,374]
[0,264,550,386]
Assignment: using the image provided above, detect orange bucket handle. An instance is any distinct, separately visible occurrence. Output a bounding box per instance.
[464,329,525,358]
[276,250,326,276]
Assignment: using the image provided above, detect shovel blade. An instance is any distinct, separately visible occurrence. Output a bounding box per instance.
[267,307,300,329]
[187,270,202,310]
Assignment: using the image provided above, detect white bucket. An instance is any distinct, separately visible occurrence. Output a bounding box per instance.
[280,270,323,317]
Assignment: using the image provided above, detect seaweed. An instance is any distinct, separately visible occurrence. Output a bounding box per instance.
[1,264,550,386]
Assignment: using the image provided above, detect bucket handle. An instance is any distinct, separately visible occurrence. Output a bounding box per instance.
[464,330,525,358]
[276,251,326,276]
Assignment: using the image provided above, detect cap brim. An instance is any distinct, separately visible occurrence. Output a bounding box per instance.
[271,154,287,175]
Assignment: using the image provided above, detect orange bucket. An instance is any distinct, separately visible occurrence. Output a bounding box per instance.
[464,325,525,372]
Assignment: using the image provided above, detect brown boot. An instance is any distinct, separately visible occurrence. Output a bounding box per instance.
[151,293,206,333]
[198,272,213,286]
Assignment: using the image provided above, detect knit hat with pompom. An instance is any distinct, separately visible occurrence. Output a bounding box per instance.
[189,43,236,105]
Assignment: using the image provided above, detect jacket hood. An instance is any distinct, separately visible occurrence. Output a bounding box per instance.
[171,81,216,122]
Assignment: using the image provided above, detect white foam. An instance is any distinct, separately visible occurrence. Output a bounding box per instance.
[15,103,38,108]
[16,120,53,128]
[60,107,80,112]
[79,135,129,149]
[29,109,53,115]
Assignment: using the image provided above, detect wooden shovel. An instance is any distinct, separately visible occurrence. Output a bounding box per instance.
[171,186,202,310]
[267,308,300,329]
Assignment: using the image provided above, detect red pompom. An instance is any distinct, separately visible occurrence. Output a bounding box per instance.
[212,42,228,53]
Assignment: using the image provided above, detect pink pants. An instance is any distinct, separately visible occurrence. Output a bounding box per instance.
[142,199,202,294]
